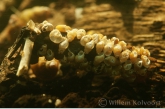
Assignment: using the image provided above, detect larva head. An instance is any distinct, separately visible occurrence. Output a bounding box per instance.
[119,41,127,51]
[30,57,62,81]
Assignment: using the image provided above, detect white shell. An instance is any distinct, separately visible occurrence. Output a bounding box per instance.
[113,44,122,57]
[129,50,138,63]
[27,20,41,34]
[56,25,71,32]
[75,50,85,63]
[58,38,69,54]
[93,53,104,66]
[41,22,54,32]
[141,55,150,68]
[103,40,114,56]
[119,41,127,51]
[133,58,143,69]
[140,47,150,57]
[76,29,86,39]
[111,37,119,44]
[80,35,91,46]
[49,29,65,44]
[96,40,105,54]
[119,49,131,63]
[67,50,75,62]
[92,34,100,44]
[101,36,107,43]
[67,29,78,42]
[27,20,35,31]
[132,46,141,55]
[84,40,95,54]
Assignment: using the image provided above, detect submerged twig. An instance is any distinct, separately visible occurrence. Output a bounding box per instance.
[16,38,34,76]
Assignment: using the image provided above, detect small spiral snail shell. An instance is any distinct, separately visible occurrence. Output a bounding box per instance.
[93,53,104,66]
[76,29,86,39]
[41,20,54,32]
[27,20,35,31]
[49,29,65,44]
[140,47,150,57]
[133,58,143,70]
[67,29,78,42]
[104,56,118,66]
[84,40,95,54]
[92,34,100,44]
[123,60,132,71]
[103,40,114,56]
[67,50,75,62]
[75,50,85,63]
[101,36,108,43]
[113,44,122,57]
[27,20,41,34]
[119,49,131,63]
[80,35,92,46]
[132,46,141,55]
[58,38,69,54]
[56,25,71,32]
[129,50,138,63]
[96,40,105,54]
[45,49,54,60]
[141,55,150,68]
[111,37,119,44]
